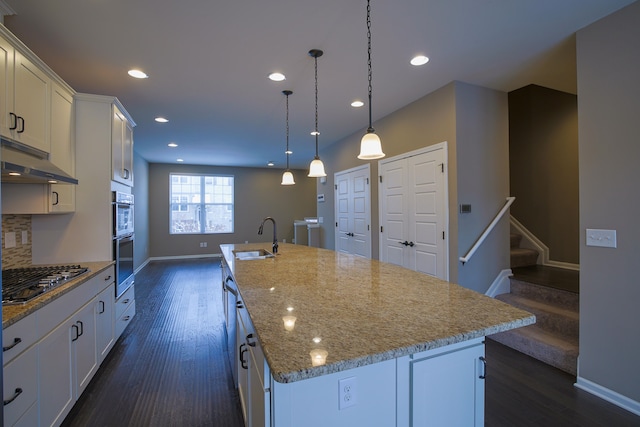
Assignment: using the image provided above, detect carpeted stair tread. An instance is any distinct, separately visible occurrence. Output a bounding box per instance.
[510,279,579,311]
[488,325,578,375]
[495,293,579,338]
[510,247,539,268]
[510,233,523,248]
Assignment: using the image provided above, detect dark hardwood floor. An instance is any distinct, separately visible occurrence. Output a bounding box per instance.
[62,259,638,426]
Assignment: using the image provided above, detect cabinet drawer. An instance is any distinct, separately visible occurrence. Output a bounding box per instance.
[2,313,38,366]
[3,345,38,427]
[95,266,116,293]
[116,299,136,338]
[115,285,135,319]
[37,276,96,336]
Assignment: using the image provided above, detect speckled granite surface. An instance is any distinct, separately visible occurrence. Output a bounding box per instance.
[2,261,114,329]
[221,243,535,384]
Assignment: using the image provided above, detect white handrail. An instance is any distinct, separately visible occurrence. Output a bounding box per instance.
[459,197,515,264]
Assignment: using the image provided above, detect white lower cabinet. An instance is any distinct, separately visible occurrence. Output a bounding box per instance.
[39,298,98,426]
[2,266,120,427]
[95,283,115,364]
[114,285,135,339]
[3,345,38,427]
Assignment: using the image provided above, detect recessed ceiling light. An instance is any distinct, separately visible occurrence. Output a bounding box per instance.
[410,55,429,66]
[155,117,168,123]
[176,158,184,162]
[128,69,149,78]
[351,100,364,108]
[267,161,275,166]
[168,142,178,147]
[268,72,286,82]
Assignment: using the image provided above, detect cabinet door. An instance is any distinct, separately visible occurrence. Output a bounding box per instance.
[3,345,37,427]
[50,81,75,174]
[96,283,116,364]
[38,318,75,427]
[74,301,98,398]
[410,342,485,426]
[0,34,15,138]
[50,184,76,213]
[13,51,50,152]
[236,306,250,424]
[123,120,134,185]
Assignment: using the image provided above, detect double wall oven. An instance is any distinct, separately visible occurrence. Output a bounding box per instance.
[113,191,134,298]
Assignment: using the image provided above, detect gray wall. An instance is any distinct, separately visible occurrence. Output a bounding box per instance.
[509,85,579,264]
[133,152,149,271]
[148,164,316,258]
[317,81,510,293]
[577,1,640,405]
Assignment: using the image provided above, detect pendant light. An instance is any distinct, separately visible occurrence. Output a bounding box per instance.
[281,90,296,185]
[308,49,327,178]
[358,0,385,160]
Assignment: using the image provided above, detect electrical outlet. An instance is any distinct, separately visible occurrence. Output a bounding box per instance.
[339,376,357,410]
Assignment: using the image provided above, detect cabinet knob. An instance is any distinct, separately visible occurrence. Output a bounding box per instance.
[246,333,257,347]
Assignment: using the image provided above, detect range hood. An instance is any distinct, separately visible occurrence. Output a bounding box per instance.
[1,138,78,185]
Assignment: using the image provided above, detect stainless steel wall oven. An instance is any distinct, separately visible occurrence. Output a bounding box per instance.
[113,191,134,298]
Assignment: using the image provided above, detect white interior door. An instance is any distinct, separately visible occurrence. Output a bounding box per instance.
[334,165,371,258]
[379,144,448,280]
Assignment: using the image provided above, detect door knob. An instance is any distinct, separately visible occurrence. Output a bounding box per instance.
[399,241,409,246]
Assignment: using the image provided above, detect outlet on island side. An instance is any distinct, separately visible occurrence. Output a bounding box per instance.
[339,376,357,410]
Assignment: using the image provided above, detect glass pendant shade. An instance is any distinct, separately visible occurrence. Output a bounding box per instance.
[358,131,385,159]
[281,170,295,185]
[308,157,326,178]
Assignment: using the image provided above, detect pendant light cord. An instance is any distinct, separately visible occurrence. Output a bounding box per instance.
[285,92,290,169]
[367,0,374,133]
[314,54,320,158]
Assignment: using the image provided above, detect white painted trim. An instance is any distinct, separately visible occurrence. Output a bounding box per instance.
[510,215,547,264]
[485,269,513,297]
[575,376,640,416]
[545,260,580,271]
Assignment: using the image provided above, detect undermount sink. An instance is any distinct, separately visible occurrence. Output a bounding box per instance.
[233,249,275,260]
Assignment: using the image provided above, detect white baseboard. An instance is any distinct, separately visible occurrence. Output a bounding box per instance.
[485,269,513,297]
[545,260,580,271]
[575,376,640,416]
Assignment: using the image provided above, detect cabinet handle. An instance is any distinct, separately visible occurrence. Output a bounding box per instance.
[2,337,22,352]
[123,316,131,322]
[17,116,25,133]
[479,356,487,379]
[9,112,17,130]
[123,169,130,179]
[104,275,112,281]
[236,301,244,309]
[239,343,248,369]
[52,191,59,205]
[98,300,105,314]
[72,324,80,342]
[3,388,23,406]
[123,299,130,305]
[77,320,84,337]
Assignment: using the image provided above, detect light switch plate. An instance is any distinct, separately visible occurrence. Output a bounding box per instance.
[586,229,617,248]
[4,232,16,248]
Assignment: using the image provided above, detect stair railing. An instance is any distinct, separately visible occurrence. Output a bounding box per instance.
[459,196,515,265]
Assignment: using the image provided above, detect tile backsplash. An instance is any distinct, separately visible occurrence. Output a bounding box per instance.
[2,214,32,269]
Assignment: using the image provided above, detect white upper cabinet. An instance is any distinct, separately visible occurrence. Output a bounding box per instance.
[112,103,134,186]
[0,29,51,153]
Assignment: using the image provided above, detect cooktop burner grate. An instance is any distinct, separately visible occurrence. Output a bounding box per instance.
[2,265,89,305]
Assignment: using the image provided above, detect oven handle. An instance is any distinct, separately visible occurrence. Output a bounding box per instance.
[116,233,134,242]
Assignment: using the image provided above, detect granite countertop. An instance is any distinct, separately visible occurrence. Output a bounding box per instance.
[2,261,115,329]
[221,243,535,383]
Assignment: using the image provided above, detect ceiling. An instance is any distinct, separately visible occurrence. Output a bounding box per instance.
[2,0,635,170]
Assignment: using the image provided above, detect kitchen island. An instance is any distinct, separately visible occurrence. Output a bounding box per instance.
[221,243,534,427]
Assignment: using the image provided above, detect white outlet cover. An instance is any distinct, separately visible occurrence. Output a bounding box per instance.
[338,376,357,410]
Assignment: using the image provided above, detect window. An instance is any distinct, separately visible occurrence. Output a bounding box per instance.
[170,174,234,234]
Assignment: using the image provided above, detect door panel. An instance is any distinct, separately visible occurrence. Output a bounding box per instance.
[380,145,448,279]
[334,165,371,258]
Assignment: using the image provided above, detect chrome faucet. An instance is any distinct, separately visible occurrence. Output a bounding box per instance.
[258,217,278,254]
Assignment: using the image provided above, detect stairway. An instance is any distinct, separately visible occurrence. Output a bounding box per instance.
[489,270,579,375]
[510,232,539,268]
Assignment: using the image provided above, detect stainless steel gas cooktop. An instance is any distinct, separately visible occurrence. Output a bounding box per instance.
[2,265,90,305]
